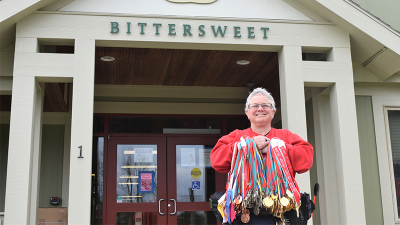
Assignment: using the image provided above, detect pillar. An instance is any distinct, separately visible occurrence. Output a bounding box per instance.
[278,45,311,194]
[4,76,42,224]
[67,39,96,224]
[30,83,44,225]
[312,94,340,224]
[328,81,366,224]
[4,38,43,225]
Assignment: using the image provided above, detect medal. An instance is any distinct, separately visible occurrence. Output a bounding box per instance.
[223,136,303,223]
[233,196,242,214]
[280,196,289,207]
[241,209,250,223]
[262,196,274,210]
[253,206,260,215]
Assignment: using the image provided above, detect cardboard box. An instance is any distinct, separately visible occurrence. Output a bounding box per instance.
[38,208,67,224]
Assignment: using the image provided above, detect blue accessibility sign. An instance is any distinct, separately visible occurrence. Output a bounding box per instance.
[192,180,201,190]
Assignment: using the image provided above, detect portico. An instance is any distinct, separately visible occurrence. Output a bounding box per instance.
[2,9,366,224]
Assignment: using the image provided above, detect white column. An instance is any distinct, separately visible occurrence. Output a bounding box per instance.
[278,45,311,194]
[329,81,366,224]
[4,76,39,224]
[312,94,340,225]
[4,38,41,225]
[68,39,95,225]
[30,83,45,225]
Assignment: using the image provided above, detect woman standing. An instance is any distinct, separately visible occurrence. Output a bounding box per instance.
[210,87,313,224]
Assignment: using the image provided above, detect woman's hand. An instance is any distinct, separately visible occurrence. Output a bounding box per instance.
[253,135,270,153]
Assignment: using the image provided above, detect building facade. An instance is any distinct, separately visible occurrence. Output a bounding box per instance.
[0,0,399,224]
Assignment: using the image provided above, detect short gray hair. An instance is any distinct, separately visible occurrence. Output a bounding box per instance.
[245,87,276,110]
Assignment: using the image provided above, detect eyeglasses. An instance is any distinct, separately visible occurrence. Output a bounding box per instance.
[249,103,273,109]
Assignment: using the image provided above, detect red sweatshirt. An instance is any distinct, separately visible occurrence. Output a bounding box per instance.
[210,128,313,176]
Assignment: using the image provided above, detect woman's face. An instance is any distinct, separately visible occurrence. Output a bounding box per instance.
[245,95,276,126]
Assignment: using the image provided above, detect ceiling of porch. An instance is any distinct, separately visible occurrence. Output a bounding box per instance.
[0,47,280,112]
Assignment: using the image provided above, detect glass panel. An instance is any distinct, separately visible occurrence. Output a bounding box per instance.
[93,116,105,133]
[109,117,221,134]
[177,211,217,225]
[116,212,157,225]
[0,124,10,212]
[117,145,157,203]
[176,145,216,202]
[388,110,400,218]
[92,137,104,224]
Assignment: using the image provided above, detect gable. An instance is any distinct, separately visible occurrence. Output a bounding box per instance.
[57,0,313,21]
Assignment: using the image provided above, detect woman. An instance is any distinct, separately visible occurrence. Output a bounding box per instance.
[210,87,313,225]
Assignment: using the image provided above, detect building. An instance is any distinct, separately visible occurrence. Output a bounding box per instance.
[0,0,399,224]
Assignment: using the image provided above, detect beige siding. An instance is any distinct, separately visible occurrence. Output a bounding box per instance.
[355,96,384,225]
[39,125,65,208]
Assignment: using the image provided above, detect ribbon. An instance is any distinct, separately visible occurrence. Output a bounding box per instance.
[224,136,301,222]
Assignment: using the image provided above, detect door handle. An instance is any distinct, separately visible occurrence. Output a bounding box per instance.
[159,199,165,215]
[169,199,176,215]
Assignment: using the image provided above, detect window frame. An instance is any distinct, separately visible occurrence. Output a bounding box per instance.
[384,107,400,223]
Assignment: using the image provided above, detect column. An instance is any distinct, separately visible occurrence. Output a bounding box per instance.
[30,83,45,225]
[312,94,340,224]
[278,45,311,193]
[328,81,366,224]
[4,76,40,224]
[4,38,42,224]
[68,39,96,225]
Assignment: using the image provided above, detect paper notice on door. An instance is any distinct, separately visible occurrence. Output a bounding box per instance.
[134,148,153,163]
[139,171,155,193]
[181,148,196,166]
[199,148,212,167]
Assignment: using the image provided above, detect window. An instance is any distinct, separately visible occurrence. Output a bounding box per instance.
[387,108,400,219]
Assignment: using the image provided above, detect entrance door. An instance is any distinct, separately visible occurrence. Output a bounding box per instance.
[106,135,224,225]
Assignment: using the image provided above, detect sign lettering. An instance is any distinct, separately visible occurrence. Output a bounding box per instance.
[110,22,269,39]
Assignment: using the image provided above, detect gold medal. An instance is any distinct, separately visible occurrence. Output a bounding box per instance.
[241,209,250,223]
[286,189,293,198]
[280,196,289,207]
[262,196,274,209]
[285,190,295,211]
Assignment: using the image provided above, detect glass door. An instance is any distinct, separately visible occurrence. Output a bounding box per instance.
[167,137,225,225]
[106,136,224,225]
[106,136,167,225]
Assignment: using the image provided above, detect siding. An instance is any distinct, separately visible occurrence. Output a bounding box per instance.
[355,96,384,225]
[39,125,65,207]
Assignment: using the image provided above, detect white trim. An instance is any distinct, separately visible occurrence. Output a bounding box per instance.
[33,10,334,25]
[344,0,400,37]
[384,107,400,224]
[372,96,400,224]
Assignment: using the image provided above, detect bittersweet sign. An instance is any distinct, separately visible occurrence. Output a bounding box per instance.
[110,22,270,39]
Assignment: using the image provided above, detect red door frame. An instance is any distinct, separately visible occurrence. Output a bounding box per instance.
[106,136,168,225]
[166,136,225,224]
[94,113,247,224]
[104,134,225,225]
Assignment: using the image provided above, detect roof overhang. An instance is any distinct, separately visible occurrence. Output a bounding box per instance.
[1,0,399,80]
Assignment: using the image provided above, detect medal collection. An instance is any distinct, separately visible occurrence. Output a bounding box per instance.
[217,137,301,224]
